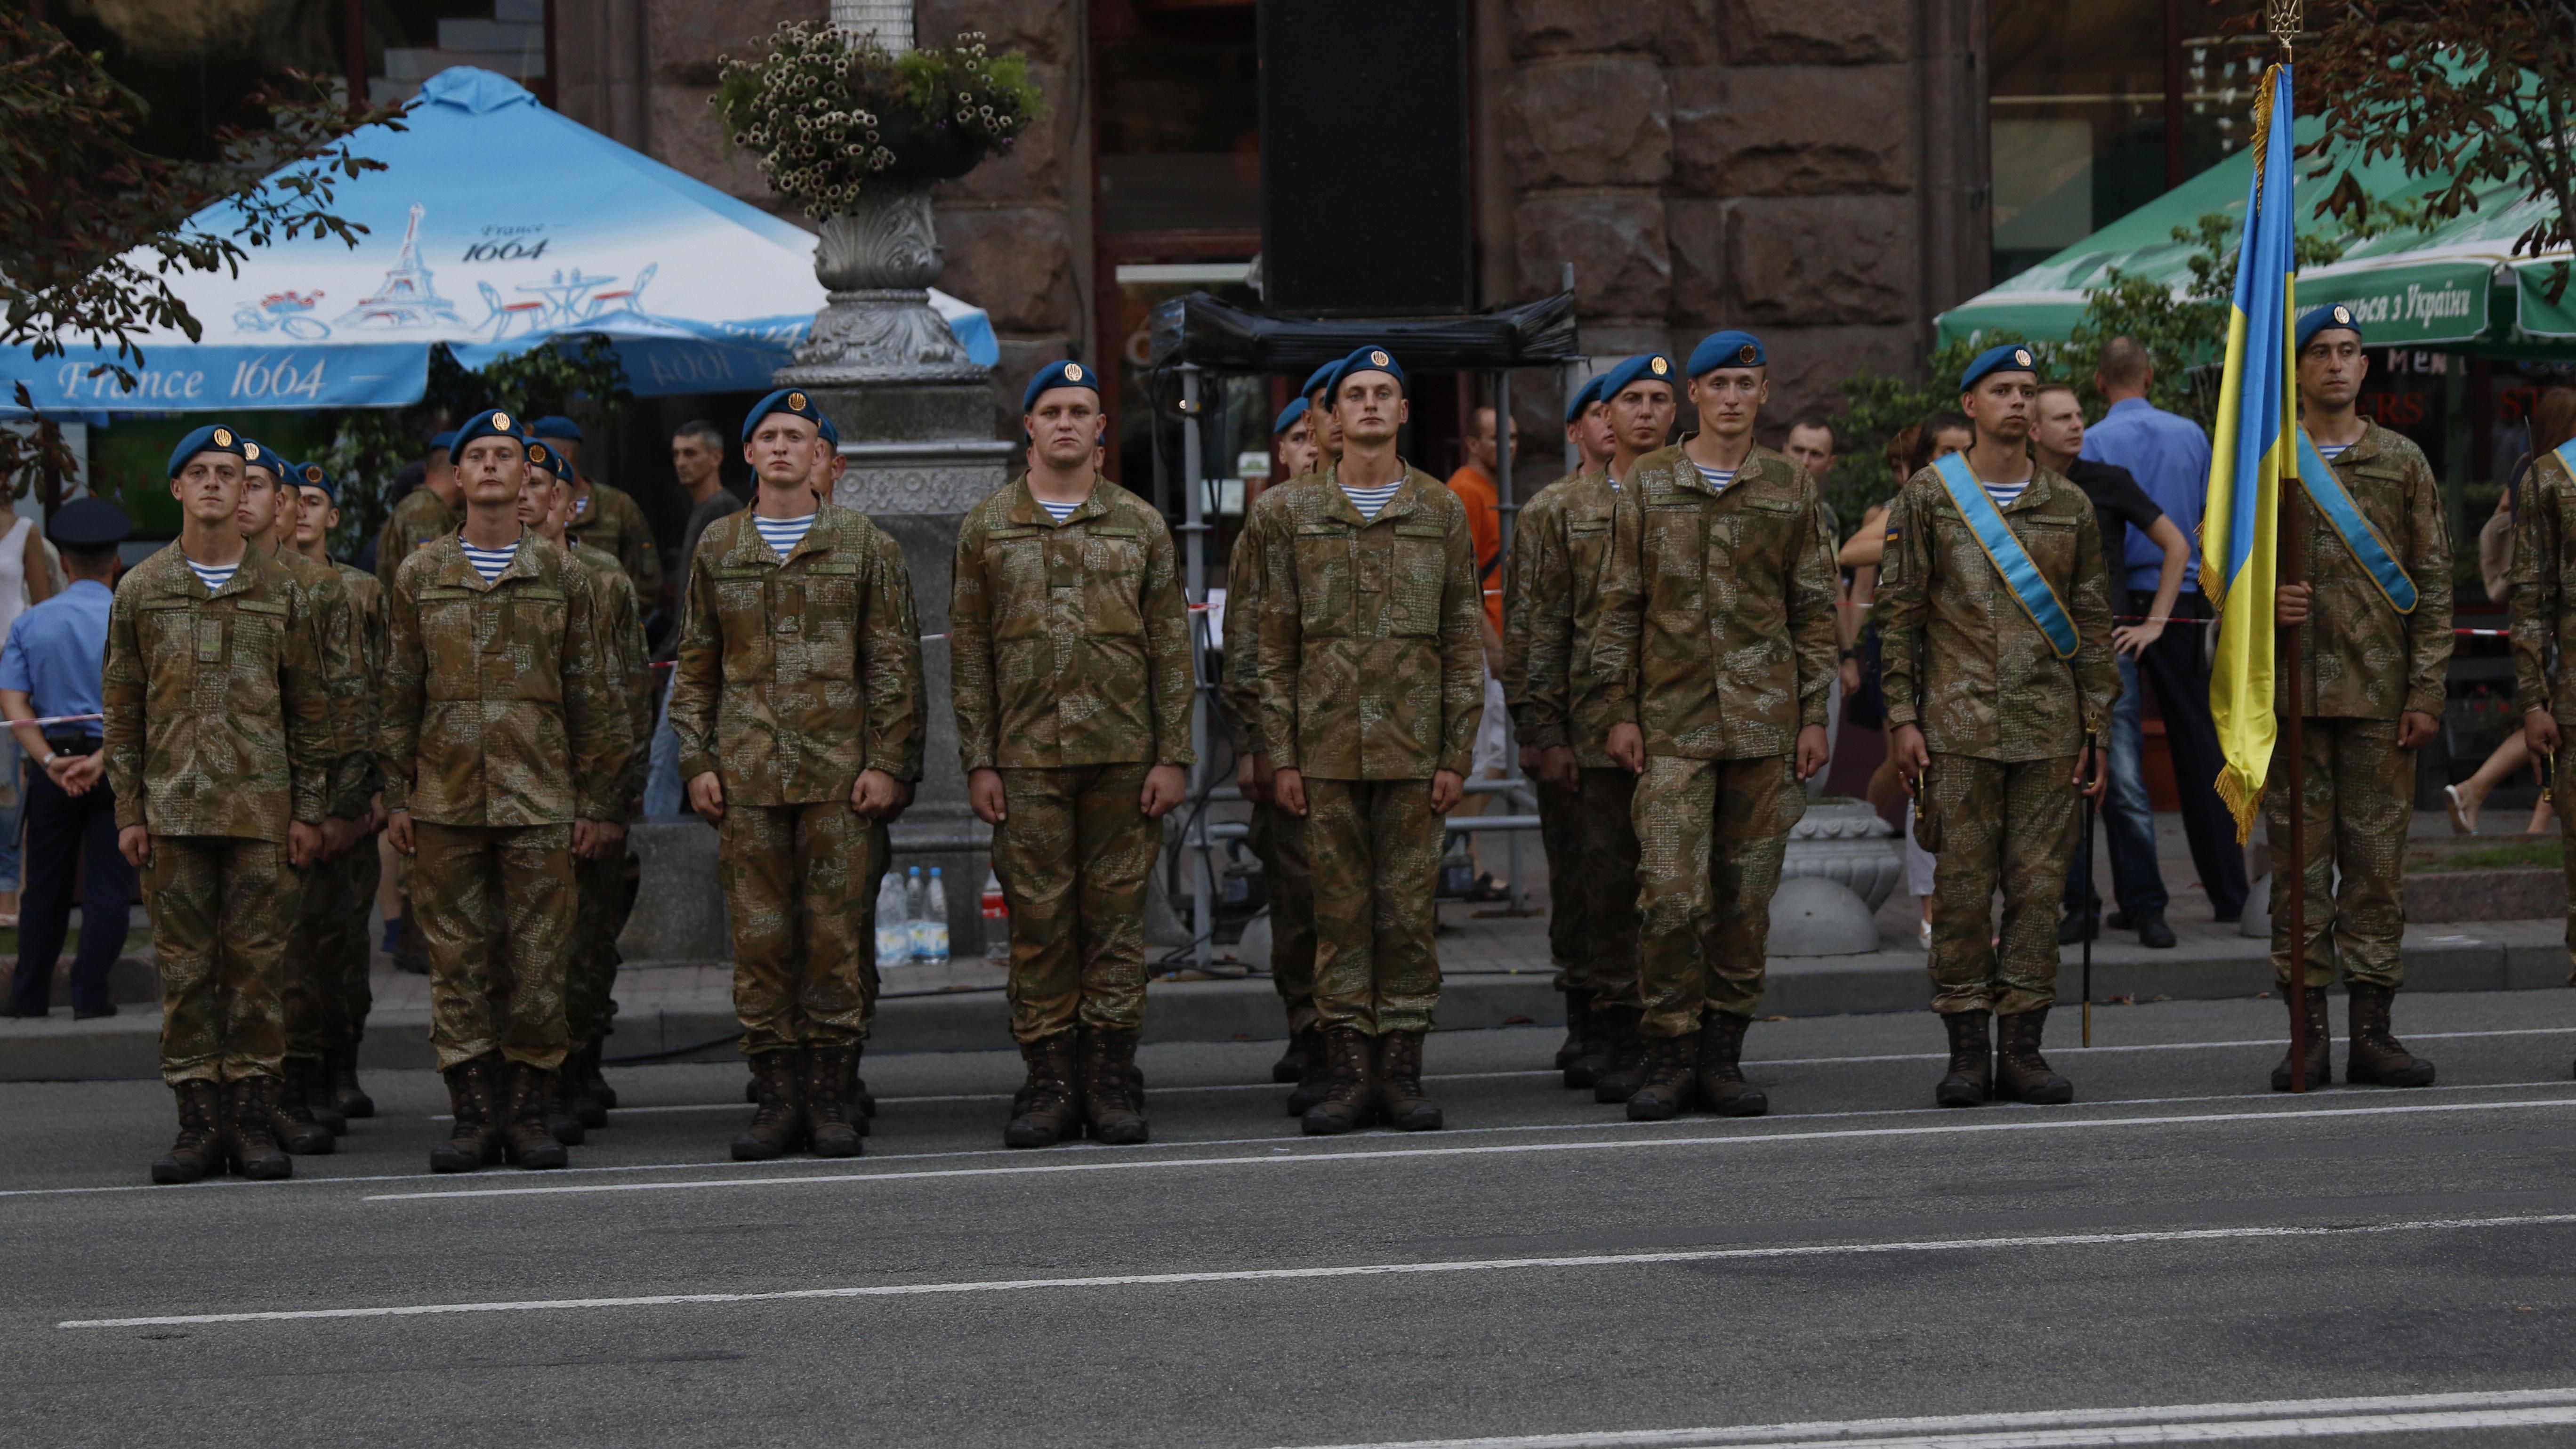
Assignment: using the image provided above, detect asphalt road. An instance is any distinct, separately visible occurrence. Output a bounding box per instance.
[7,990,2576,1448]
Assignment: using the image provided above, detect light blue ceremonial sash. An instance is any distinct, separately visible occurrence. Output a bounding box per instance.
[2557,437,2576,485]
[2295,429,2417,614]
[1931,452,2078,660]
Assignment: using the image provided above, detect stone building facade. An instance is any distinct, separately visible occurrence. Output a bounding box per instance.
[552,0,1991,479]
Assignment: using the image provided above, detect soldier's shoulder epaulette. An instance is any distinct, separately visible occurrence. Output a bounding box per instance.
[2361,423,2433,473]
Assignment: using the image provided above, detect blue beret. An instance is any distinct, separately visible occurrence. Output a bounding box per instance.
[1300,362,1340,401]
[453,408,530,454]
[1562,373,1605,427]
[428,430,459,455]
[1022,360,1102,414]
[1273,396,1310,436]
[1687,331,1767,376]
[1957,342,2040,394]
[1328,346,1407,402]
[1597,353,1678,403]
[167,424,250,478]
[2296,300,2364,352]
[47,497,129,549]
[293,459,339,503]
[239,439,286,480]
[816,411,840,448]
[529,416,582,443]
[741,388,828,443]
[526,439,574,483]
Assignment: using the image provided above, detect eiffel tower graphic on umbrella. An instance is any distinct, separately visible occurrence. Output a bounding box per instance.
[334,203,462,331]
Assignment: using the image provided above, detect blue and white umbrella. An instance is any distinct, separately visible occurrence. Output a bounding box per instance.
[0,66,997,415]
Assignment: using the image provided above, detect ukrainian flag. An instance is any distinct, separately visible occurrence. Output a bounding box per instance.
[2202,64,2299,843]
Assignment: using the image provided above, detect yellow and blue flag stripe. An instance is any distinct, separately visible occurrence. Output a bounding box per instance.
[2202,64,2299,843]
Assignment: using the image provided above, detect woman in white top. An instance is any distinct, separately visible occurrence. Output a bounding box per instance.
[0,510,56,927]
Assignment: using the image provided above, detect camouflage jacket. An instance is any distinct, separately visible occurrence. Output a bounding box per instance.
[375,485,456,593]
[950,475,1197,773]
[575,540,655,814]
[104,542,335,842]
[2285,421,2452,720]
[1875,463,2119,762]
[668,502,927,805]
[333,561,387,803]
[1590,444,1839,761]
[1503,469,1618,765]
[569,479,662,607]
[1221,517,1268,757]
[1248,466,1485,781]
[272,545,371,820]
[2509,445,2576,724]
[380,531,629,827]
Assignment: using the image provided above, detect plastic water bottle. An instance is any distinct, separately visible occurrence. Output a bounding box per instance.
[981,869,1010,961]
[875,870,909,967]
[918,868,951,963]
[904,866,928,960]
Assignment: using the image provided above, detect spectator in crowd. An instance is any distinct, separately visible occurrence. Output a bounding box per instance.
[2446,386,2576,835]
[1782,416,1845,777]
[2083,336,2247,923]
[2033,384,2191,948]
[0,497,58,929]
[1,499,131,1018]
[645,419,746,818]
[1448,404,1521,900]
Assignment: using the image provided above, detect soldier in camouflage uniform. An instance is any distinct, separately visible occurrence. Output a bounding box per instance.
[524,441,653,1128]
[376,429,461,592]
[110,425,336,1184]
[2271,305,2449,1090]
[955,362,1194,1149]
[1251,346,1484,1135]
[539,416,664,607]
[289,461,388,1124]
[1878,345,2117,1108]
[238,446,370,1154]
[1591,339,1838,1120]
[1229,395,1324,1112]
[2512,386,2576,1078]
[670,389,926,1163]
[383,409,629,1173]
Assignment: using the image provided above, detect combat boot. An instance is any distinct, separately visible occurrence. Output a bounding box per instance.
[227,1078,293,1180]
[587,1035,620,1111]
[541,1062,586,1147]
[562,1040,607,1130]
[1695,1012,1769,1118]
[1301,1025,1378,1136]
[1934,1010,1992,1107]
[1375,1029,1442,1131]
[1555,990,1591,1072]
[1272,1022,1308,1084]
[501,1061,569,1169]
[1994,1008,2074,1104]
[804,1042,864,1157]
[2268,986,2333,1090]
[151,1079,225,1184]
[1004,1033,1081,1148]
[846,1039,874,1122]
[1625,1032,1696,1121]
[329,1044,374,1120]
[2345,983,2436,1087]
[266,1063,335,1155]
[430,1056,499,1173]
[1284,1024,1328,1117]
[292,1055,346,1136]
[732,1049,806,1161]
[1080,1026,1151,1145]
[1591,1004,1648,1104]
[1565,994,1613,1090]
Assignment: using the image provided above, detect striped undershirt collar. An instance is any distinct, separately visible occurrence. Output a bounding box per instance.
[752,512,817,556]
[185,556,239,591]
[458,533,521,582]
[1339,480,1402,521]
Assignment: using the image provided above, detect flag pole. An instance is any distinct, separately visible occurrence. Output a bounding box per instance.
[2269,3,2309,1093]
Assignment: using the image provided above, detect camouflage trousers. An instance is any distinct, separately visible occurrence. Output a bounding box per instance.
[717,800,886,1055]
[1925,754,2077,1016]
[1634,756,1801,1037]
[995,764,1157,1044]
[1554,769,1642,1008]
[2264,717,2409,990]
[1535,774,1585,988]
[147,834,289,1086]
[281,840,381,1062]
[1248,801,1316,1033]
[1304,777,1443,1035]
[566,844,639,1046]
[414,821,574,1073]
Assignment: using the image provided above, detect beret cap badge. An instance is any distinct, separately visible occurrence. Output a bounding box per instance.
[242,441,261,461]
[2013,348,2032,367]
[491,411,512,432]
[1649,357,1668,375]
[1061,363,1082,382]
[303,464,322,483]
[1738,343,1757,363]
[1369,349,1390,367]
[2333,305,2351,324]
[787,391,808,410]
[212,427,233,447]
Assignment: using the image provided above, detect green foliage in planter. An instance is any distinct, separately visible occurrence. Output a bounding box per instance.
[712,23,1046,217]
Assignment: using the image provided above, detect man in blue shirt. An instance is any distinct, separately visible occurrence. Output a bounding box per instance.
[1,499,134,1017]
[2082,337,2249,923]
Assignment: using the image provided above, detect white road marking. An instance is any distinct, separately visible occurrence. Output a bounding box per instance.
[55,1211,2576,1330]
[364,1094,2576,1202]
[1268,1386,2576,1448]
